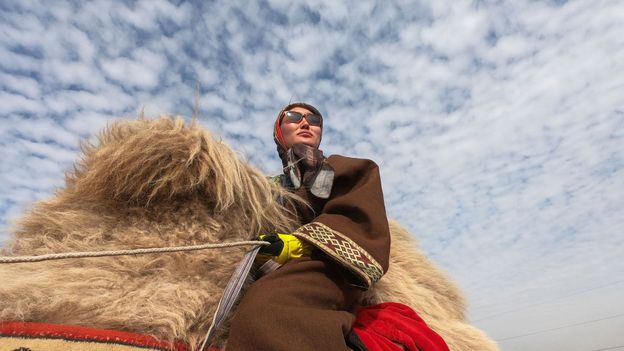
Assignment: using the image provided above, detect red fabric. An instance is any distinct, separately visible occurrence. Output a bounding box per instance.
[0,321,209,351]
[352,303,450,351]
[274,114,288,151]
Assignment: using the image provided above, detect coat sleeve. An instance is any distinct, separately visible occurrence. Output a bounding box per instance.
[292,155,391,289]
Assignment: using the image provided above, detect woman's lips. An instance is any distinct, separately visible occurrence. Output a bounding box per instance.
[298,131,313,137]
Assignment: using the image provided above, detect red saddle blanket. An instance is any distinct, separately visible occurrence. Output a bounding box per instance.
[0,303,448,351]
[0,322,197,351]
[352,302,450,351]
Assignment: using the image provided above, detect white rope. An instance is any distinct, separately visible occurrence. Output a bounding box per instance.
[0,240,269,263]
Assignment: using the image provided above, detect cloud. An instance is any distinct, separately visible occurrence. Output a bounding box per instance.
[100,55,162,89]
[0,72,41,99]
[0,91,45,115]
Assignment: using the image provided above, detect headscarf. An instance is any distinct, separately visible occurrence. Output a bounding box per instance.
[272,102,333,198]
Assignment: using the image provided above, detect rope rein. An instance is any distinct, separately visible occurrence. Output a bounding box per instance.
[0,240,269,263]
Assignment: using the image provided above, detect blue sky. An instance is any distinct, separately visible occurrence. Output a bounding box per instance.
[1,1,624,350]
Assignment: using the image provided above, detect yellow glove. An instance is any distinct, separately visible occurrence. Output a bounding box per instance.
[257,233,312,265]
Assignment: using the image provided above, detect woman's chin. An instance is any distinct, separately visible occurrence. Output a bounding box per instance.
[287,140,319,149]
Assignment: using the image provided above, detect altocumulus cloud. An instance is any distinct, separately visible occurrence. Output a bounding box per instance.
[1,1,623,350]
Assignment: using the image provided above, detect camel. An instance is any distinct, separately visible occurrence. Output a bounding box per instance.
[0,116,497,350]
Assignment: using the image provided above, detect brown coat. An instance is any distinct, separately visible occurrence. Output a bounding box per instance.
[290,155,391,289]
[227,155,392,350]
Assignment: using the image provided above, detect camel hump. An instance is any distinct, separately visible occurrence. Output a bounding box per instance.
[65,116,240,207]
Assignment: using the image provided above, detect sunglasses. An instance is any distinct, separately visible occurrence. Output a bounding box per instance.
[283,111,322,126]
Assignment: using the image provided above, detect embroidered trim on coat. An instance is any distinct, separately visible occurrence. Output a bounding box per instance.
[293,222,384,287]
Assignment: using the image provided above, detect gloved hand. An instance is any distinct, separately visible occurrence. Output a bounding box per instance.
[257,233,312,265]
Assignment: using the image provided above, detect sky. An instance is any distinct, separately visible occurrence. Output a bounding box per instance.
[1,0,623,350]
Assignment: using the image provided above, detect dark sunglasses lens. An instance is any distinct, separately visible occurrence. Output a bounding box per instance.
[285,111,303,123]
[284,111,322,126]
[306,114,322,126]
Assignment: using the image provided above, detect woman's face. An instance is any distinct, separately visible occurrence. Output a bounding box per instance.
[280,106,322,149]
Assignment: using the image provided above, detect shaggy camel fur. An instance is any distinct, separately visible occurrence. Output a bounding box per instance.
[0,117,497,351]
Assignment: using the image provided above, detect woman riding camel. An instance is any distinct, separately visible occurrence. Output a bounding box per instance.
[227,102,391,350]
